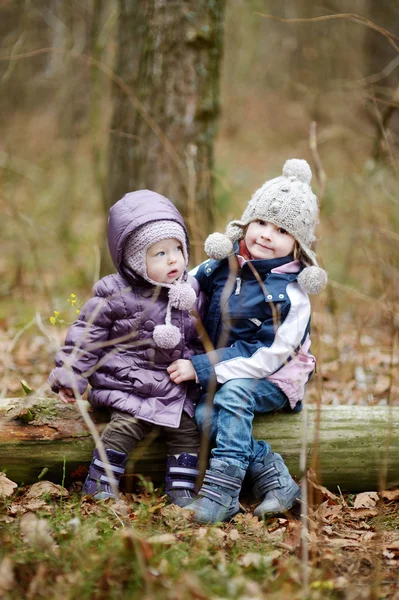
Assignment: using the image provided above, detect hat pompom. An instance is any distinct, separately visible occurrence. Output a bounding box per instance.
[169,283,196,311]
[204,232,234,260]
[153,324,181,349]
[282,159,312,185]
[297,266,328,295]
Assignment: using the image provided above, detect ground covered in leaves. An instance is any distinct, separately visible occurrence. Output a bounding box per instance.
[1,305,398,599]
[1,473,399,600]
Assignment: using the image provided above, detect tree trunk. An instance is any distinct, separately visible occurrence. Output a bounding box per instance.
[1,398,398,493]
[103,0,226,273]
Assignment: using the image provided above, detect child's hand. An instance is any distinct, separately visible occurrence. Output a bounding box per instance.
[59,387,76,403]
[167,360,196,384]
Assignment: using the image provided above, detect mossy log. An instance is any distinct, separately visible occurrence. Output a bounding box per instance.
[0,397,398,492]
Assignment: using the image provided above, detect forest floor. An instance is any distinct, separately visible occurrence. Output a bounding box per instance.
[1,307,399,599]
[0,474,399,600]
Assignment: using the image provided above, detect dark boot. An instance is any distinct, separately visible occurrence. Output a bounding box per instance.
[165,453,199,507]
[246,452,301,518]
[185,458,246,524]
[82,448,127,500]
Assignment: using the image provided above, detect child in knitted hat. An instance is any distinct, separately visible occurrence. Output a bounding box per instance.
[167,159,327,523]
[48,190,206,505]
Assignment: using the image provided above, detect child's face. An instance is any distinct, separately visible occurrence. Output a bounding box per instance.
[146,238,185,284]
[245,220,295,260]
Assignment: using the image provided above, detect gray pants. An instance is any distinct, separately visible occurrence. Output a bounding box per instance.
[100,409,200,456]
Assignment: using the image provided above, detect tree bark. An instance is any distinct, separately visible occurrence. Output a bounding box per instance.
[1,398,398,493]
[103,0,226,273]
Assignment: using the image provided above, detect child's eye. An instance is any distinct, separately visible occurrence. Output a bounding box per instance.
[257,219,266,226]
[277,227,288,234]
[156,251,165,257]
[177,245,183,252]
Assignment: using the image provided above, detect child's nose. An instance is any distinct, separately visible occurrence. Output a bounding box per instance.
[261,224,273,238]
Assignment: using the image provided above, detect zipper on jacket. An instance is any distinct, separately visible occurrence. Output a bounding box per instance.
[235,277,242,295]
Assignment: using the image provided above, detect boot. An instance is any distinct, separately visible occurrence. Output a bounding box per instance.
[165,453,199,507]
[185,458,245,524]
[82,448,127,500]
[246,452,301,518]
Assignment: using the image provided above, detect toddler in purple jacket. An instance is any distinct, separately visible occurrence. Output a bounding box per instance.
[49,190,205,505]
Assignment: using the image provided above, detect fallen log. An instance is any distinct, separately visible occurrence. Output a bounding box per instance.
[0,397,398,492]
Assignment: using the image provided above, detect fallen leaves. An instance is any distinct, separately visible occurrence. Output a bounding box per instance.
[0,557,15,595]
[238,550,281,568]
[0,473,17,498]
[380,489,399,502]
[20,512,58,552]
[353,491,379,509]
[23,481,69,501]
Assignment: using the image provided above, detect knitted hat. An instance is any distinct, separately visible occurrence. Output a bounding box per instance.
[205,159,327,295]
[123,220,196,349]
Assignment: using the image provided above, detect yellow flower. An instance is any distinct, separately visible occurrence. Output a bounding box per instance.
[54,311,59,316]
[70,293,76,298]
[49,317,56,325]
[76,309,80,315]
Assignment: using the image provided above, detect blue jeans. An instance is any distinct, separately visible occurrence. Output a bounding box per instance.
[195,378,289,470]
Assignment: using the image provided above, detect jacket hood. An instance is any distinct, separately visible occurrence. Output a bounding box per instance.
[107,190,190,272]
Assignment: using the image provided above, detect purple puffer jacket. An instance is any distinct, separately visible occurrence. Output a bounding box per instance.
[48,191,206,428]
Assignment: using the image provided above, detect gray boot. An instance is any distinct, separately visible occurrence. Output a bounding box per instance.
[246,452,301,518]
[185,458,246,524]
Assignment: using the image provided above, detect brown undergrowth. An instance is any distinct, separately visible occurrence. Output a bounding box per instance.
[0,472,398,600]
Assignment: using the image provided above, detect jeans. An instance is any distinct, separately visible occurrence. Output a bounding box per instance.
[195,378,289,470]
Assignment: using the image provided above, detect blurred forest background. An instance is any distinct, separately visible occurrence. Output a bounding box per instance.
[0,0,398,406]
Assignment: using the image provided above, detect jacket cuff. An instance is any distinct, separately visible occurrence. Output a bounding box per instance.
[48,367,88,396]
[191,354,216,391]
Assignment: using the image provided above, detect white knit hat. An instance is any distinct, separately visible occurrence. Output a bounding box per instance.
[123,220,196,349]
[205,159,327,295]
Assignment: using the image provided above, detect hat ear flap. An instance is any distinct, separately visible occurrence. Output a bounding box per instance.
[204,233,234,260]
[297,266,327,295]
[204,223,244,260]
[225,223,244,243]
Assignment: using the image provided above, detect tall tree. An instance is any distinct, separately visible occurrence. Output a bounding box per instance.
[366,0,399,161]
[104,0,226,272]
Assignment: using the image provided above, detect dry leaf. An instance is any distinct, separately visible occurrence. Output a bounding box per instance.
[24,500,51,513]
[373,375,391,395]
[23,481,69,501]
[313,502,343,522]
[0,473,18,498]
[147,533,176,545]
[0,514,14,524]
[327,538,362,548]
[27,563,47,600]
[160,503,192,528]
[195,527,209,539]
[0,557,15,594]
[353,492,379,509]
[348,508,379,519]
[20,512,57,552]
[283,520,302,551]
[228,528,240,541]
[238,550,281,568]
[380,489,399,502]
[307,469,339,502]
